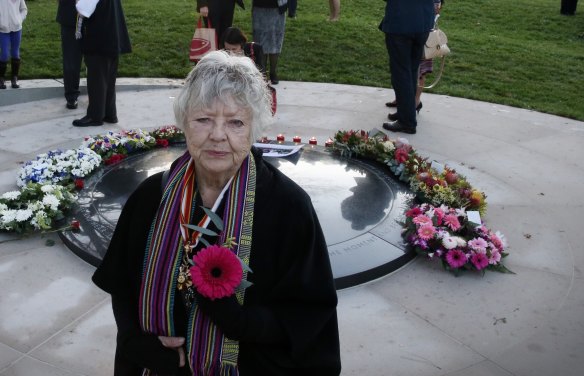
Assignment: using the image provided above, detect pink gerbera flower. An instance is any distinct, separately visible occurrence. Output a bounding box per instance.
[443,214,461,231]
[489,250,502,265]
[470,252,489,270]
[413,215,432,226]
[406,207,423,218]
[417,224,436,240]
[190,245,243,300]
[468,237,488,253]
[445,249,467,268]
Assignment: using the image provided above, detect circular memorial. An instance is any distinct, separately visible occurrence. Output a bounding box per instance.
[60,144,416,289]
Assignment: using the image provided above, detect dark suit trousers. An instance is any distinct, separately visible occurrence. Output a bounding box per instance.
[84,54,118,121]
[561,0,578,14]
[208,1,236,45]
[60,25,83,103]
[386,32,428,128]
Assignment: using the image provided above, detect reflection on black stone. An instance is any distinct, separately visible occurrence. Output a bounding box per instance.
[341,175,391,230]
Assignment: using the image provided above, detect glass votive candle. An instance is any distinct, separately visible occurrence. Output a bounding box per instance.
[325,138,334,147]
[276,134,285,142]
[309,137,317,145]
[259,136,269,143]
[292,135,301,143]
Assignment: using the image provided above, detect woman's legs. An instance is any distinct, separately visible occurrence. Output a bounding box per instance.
[329,0,340,21]
[268,53,280,84]
[416,75,425,107]
[0,31,22,88]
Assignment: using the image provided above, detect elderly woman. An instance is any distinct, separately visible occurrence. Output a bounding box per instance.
[92,50,341,375]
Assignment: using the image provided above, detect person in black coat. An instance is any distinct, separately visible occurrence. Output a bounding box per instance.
[56,0,83,110]
[72,0,131,127]
[380,0,434,135]
[92,51,341,375]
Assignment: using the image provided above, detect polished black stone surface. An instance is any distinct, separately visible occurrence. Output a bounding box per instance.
[60,144,416,289]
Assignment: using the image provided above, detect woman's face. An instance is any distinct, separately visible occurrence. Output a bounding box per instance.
[224,42,244,56]
[185,96,253,181]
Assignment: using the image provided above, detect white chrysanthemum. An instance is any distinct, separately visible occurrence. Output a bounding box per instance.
[1,209,17,223]
[0,203,8,211]
[16,209,33,222]
[2,191,21,200]
[41,184,55,193]
[442,236,458,250]
[382,141,395,153]
[42,194,61,211]
[453,236,467,247]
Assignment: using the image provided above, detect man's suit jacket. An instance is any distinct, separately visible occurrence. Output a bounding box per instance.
[379,0,434,34]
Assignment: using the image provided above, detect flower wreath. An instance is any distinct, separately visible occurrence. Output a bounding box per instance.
[332,129,513,275]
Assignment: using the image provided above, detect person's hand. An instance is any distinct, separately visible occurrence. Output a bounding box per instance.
[158,336,186,367]
[199,6,209,17]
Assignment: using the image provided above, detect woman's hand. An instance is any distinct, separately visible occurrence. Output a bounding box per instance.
[158,336,186,367]
[199,6,209,17]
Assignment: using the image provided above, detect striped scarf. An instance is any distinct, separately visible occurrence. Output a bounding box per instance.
[139,151,256,375]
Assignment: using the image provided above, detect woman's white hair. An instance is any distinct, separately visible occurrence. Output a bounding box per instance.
[174,50,273,142]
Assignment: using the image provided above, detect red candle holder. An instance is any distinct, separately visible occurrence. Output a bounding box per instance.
[276,134,285,142]
[309,137,317,145]
[325,138,334,147]
[259,136,269,143]
[293,136,301,143]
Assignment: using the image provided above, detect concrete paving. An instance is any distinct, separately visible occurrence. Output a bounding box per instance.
[1,79,583,376]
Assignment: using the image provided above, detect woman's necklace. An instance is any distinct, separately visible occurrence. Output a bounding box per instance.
[177,161,233,307]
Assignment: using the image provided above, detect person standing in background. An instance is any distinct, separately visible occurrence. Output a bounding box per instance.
[560,0,578,15]
[197,0,245,47]
[380,0,434,135]
[252,0,287,85]
[72,0,131,127]
[56,0,83,109]
[0,0,27,89]
[386,0,444,113]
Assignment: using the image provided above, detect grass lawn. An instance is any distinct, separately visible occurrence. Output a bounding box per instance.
[20,0,584,120]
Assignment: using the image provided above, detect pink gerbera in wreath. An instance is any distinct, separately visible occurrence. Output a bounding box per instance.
[190,245,243,300]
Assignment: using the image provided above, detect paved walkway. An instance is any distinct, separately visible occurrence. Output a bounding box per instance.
[1,79,583,376]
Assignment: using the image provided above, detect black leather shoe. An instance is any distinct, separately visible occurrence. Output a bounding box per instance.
[72,116,103,127]
[382,121,416,134]
[387,112,399,121]
[66,100,78,110]
[385,100,397,107]
[103,116,118,123]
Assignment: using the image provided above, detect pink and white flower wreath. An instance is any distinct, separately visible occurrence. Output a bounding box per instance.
[402,203,512,275]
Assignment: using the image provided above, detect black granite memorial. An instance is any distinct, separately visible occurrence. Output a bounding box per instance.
[59,144,416,289]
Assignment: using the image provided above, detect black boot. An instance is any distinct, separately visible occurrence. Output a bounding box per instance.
[269,54,280,85]
[11,58,21,89]
[0,61,6,89]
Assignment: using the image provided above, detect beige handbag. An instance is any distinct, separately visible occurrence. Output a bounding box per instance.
[423,28,450,60]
